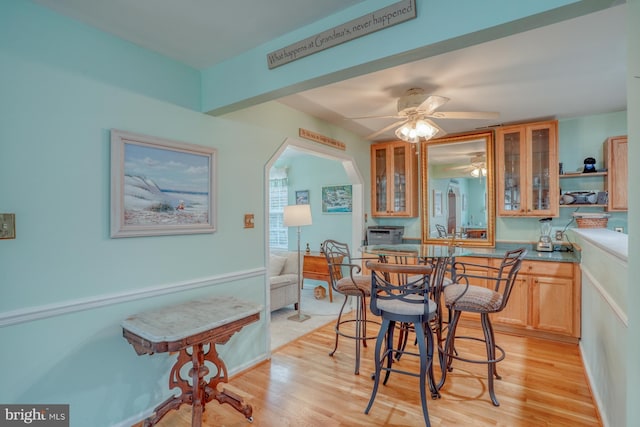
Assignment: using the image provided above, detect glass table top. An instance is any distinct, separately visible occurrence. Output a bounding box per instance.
[360,244,471,258]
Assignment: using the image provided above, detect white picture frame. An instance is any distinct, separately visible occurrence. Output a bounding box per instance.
[110,129,216,238]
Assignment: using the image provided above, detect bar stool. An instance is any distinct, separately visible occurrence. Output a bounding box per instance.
[323,239,379,375]
[394,255,453,361]
[439,247,527,406]
[364,261,441,427]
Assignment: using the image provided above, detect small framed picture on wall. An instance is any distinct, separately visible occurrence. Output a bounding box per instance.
[322,185,352,213]
[295,190,309,205]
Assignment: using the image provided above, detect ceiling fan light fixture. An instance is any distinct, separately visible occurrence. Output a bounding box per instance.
[395,119,439,143]
[470,166,487,178]
[415,119,437,138]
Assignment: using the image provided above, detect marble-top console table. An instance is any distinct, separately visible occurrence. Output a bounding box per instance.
[122,295,261,426]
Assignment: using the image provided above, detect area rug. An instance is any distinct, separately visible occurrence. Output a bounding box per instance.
[270,285,352,350]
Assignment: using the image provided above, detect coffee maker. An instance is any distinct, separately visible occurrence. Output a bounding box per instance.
[536,217,553,252]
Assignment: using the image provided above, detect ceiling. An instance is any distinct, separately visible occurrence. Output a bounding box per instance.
[32,0,367,69]
[33,1,627,142]
[280,5,627,141]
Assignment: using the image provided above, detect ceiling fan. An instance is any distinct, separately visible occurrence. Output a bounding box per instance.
[448,153,487,177]
[350,88,499,142]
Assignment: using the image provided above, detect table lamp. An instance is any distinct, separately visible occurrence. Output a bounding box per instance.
[283,204,313,322]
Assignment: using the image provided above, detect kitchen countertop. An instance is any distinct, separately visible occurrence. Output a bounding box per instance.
[571,228,627,262]
[399,239,581,263]
[463,242,580,263]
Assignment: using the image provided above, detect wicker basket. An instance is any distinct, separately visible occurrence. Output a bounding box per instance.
[575,217,608,228]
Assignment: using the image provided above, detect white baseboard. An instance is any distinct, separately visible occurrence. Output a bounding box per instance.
[579,341,609,427]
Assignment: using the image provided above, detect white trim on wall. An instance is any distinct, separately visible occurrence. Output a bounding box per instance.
[0,268,265,327]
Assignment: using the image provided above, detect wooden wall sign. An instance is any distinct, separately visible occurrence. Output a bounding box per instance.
[299,128,346,151]
[267,0,416,69]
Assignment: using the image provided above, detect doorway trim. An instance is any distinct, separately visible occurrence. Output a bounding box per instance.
[264,136,365,353]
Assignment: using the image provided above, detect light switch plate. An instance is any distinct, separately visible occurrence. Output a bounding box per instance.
[244,213,255,228]
[0,213,16,239]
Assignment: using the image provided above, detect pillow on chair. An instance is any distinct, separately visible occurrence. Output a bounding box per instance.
[444,284,503,312]
[269,254,287,277]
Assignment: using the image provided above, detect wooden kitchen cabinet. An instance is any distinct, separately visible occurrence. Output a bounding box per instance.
[604,135,628,211]
[496,120,559,217]
[492,272,528,327]
[531,274,576,336]
[371,141,418,217]
[455,257,580,343]
[491,259,580,342]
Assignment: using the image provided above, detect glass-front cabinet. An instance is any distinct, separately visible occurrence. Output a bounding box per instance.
[371,141,418,217]
[496,120,559,217]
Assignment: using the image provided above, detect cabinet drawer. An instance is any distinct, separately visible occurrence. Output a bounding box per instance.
[521,260,574,278]
[303,255,328,271]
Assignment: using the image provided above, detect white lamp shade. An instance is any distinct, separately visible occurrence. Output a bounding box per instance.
[283,204,312,227]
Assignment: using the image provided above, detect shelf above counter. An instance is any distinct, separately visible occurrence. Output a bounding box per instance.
[559,172,607,178]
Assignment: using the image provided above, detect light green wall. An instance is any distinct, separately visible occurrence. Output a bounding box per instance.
[0,2,369,425]
[283,156,354,252]
[0,0,200,111]
[574,232,627,427]
[1,0,636,426]
[221,100,372,250]
[626,0,639,424]
[559,111,628,173]
[0,4,269,423]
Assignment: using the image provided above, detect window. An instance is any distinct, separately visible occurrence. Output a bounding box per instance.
[269,168,289,249]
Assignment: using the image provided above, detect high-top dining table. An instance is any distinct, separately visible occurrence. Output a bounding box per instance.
[360,243,470,266]
[359,243,471,379]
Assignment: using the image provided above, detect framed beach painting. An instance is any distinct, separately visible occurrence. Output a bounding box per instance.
[321,185,352,213]
[110,129,216,238]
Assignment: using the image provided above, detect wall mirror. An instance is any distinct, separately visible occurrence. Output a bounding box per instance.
[420,130,495,247]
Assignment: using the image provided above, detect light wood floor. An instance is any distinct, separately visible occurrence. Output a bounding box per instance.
[149,315,601,427]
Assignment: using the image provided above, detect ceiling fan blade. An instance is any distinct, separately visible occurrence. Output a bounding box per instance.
[347,114,404,120]
[416,95,450,115]
[429,111,500,120]
[366,119,408,140]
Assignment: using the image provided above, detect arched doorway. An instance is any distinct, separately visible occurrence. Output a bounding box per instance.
[265,137,364,258]
[264,137,365,353]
